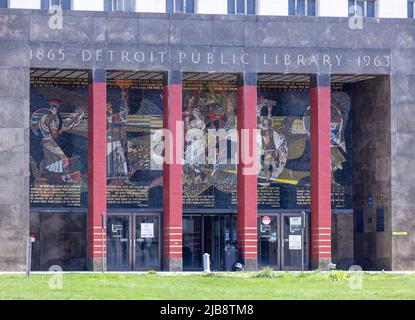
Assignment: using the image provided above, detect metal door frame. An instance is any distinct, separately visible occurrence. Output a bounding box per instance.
[132,213,161,271]
[258,212,310,271]
[106,213,132,271]
[107,212,161,271]
[183,214,204,271]
[280,212,310,271]
[258,213,281,270]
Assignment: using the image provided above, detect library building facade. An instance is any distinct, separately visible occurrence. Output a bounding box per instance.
[0,9,414,272]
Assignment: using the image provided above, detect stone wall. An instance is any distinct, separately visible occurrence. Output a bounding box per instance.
[0,14,30,271]
[332,212,354,270]
[390,72,415,269]
[352,77,392,270]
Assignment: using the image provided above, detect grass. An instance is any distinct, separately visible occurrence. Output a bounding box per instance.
[0,272,414,300]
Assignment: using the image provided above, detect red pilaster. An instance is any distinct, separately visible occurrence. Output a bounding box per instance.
[237,72,258,271]
[87,69,107,271]
[310,74,332,270]
[162,71,183,271]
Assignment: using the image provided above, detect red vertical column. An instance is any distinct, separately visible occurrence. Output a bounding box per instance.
[237,72,258,271]
[162,70,183,271]
[310,74,332,270]
[87,69,107,271]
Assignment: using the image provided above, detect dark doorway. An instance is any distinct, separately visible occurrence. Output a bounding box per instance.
[30,211,87,271]
[183,214,237,271]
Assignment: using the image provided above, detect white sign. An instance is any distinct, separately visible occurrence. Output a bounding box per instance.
[290,217,302,233]
[289,235,302,250]
[262,216,272,225]
[141,223,154,239]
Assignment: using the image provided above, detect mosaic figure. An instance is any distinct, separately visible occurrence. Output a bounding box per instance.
[31,100,84,184]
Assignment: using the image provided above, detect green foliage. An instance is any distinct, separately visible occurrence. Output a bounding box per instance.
[204,272,234,278]
[147,269,157,276]
[253,267,278,279]
[203,272,218,277]
[328,270,348,281]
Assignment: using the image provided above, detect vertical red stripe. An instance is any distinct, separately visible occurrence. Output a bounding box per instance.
[87,80,107,263]
[162,83,183,264]
[237,81,258,266]
[310,81,331,266]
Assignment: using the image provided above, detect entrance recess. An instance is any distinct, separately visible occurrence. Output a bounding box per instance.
[183,213,308,271]
[258,213,310,270]
[107,213,160,271]
[183,215,237,271]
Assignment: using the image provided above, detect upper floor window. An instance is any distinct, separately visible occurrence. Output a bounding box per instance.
[288,0,316,16]
[167,0,195,13]
[104,0,136,12]
[228,0,256,15]
[409,1,414,18]
[348,0,376,17]
[0,0,7,8]
[41,0,71,10]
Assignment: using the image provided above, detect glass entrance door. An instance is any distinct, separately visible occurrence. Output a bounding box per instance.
[183,215,202,270]
[134,215,160,271]
[281,213,307,270]
[107,213,160,271]
[258,213,309,270]
[107,215,131,271]
[258,215,280,269]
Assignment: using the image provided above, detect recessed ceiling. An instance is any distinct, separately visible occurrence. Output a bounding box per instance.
[30,69,377,84]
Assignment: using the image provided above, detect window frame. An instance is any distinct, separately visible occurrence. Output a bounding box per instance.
[349,0,376,18]
[408,0,415,18]
[228,0,256,15]
[288,0,316,17]
[104,0,136,12]
[167,0,196,14]
[41,0,72,10]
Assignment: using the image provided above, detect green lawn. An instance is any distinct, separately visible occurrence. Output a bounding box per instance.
[0,272,414,300]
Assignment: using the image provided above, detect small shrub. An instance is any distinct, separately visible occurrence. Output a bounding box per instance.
[203,272,218,278]
[147,269,157,276]
[253,267,278,279]
[328,270,348,281]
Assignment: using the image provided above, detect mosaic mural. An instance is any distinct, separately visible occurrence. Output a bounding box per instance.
[30,76,89,208]
[182,81,238,209]
[106,79,163,209]
[257,82,352,210]
[29,78,352,210]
